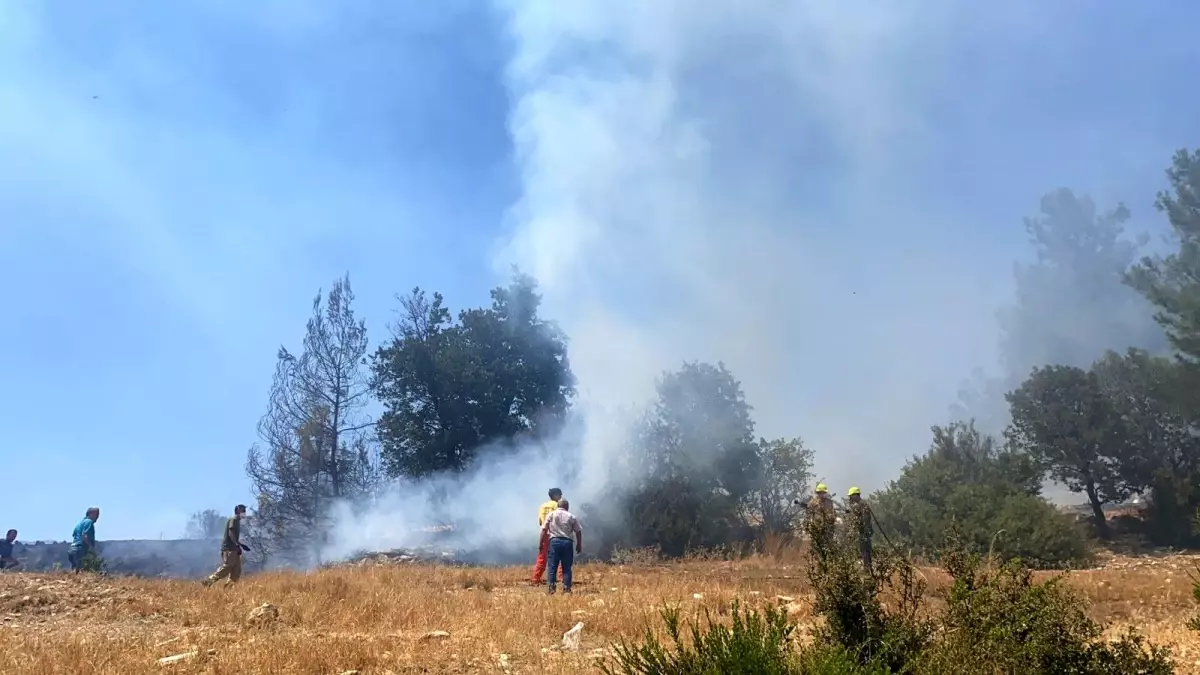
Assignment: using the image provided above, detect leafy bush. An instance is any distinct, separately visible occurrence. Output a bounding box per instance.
[919,545,1174,674]
[601,602,798,675]
[803,511,931,672]
[79,550,106,573]
[873,422,1092,568]
[600,531,1173,675]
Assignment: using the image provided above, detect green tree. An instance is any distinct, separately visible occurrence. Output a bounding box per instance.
[621,361,761,557]
[1092,349,1200,545]
[873,422,1088,567]
[1006,366,1131,540]
[954,188,1163,430]
[1127,148,1200,364]
[998,188,1163,378]
[747,437,814,537]
[246,275,380,564]
[372,272,575,478]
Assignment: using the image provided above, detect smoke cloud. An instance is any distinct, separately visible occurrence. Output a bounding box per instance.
[323,0,1193,561]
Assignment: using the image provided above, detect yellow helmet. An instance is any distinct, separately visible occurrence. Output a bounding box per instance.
[815,483,828,494]
[847,487,861,496]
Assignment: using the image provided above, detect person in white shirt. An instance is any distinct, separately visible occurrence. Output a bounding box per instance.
[540,499,582,594]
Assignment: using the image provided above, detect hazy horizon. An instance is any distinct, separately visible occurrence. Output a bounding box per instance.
[3,0,1197,542]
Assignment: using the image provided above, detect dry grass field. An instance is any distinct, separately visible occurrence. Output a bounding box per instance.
[1,550,1198,675]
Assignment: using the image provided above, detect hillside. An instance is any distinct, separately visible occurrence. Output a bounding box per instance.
[1,552,1198,674]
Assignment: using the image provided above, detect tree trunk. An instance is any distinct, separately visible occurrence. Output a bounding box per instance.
[1085,481,1111,540]
[331,397,341,499]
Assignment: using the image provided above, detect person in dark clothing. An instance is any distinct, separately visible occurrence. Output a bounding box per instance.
[203,505,250,587]
[0,530,18,569]
[845,487,874,574]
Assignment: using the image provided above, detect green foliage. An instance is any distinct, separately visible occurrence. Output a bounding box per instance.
[600,537,1174,675]
[1006,365,1132,539]
[805,518,932,672]
[999,187,1163,379]
[748,437,814,537]
[921,545,1173,674]
[618,362,762,557]
[79,550,106,574]
[372,271,575,478]
[601,602,798,675]
[1127,148,1200,364]
[873,422,1090,567]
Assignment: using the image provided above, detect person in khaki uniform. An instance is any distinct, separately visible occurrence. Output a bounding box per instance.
[203,505,250,587]
[803,483,837,555]
[845,487,874,574]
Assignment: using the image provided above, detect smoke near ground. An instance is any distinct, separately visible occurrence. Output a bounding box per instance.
[313,0,1198,563]
[6,2,1190,565]
[492,0,1187,493]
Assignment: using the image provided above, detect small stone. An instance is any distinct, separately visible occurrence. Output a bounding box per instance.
[339,671,361,675]
[692,593,704,600]
[421,630,451,641]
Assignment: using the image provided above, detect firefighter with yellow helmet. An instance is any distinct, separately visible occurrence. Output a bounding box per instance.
[802,483,837,555]
[845,486,874,573]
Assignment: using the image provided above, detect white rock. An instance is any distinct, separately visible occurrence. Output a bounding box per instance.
[562,622,584,651]
[421,630,451,641]
[157,651,198,666]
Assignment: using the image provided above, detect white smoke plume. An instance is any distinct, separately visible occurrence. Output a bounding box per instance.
[323,0,1189,560]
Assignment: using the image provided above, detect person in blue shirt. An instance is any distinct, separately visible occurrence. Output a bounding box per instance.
[69,507,100,573]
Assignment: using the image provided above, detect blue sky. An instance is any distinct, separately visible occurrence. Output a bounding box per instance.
[2,1,1198,541]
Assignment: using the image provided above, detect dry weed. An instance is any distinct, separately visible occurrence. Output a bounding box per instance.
[0,551,1196,674]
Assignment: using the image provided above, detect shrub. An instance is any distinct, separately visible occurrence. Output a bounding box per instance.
[803,512,931,672]
[79,550,106,574]
[918,545,1174,674]
[601,602,798,675]
[873,422,1092,568]
[602,530,1175,675]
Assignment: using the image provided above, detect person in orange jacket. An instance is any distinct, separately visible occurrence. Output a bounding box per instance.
[531,487,563,584]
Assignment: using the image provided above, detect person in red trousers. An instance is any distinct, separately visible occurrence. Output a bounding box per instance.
[531,487,563,584]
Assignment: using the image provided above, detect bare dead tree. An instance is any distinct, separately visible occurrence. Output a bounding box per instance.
[246,274,380,565]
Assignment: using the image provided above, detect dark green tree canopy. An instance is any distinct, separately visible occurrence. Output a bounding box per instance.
[1005,365,1132,539]
[1128,148,1200,364]
[371,272,575,479]
[872,422,1086,567]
